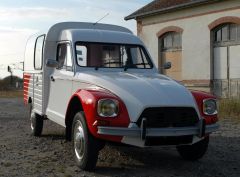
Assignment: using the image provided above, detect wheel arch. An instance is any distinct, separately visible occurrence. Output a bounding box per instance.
[65,89,131,143]
[65,94,84,141]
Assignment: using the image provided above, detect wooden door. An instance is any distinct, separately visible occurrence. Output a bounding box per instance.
[162,51,182,81]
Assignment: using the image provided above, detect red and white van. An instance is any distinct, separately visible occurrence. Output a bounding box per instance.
[23,22,219,171]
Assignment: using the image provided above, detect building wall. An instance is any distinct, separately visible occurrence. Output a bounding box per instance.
[137,0,240,92]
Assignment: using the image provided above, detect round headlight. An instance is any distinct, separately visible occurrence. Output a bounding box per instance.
[203,99,218,115]
[97,99,119,117]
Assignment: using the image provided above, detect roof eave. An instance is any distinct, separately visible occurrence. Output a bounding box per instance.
[125,0,223,21]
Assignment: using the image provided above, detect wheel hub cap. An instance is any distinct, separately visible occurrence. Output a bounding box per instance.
[74,121,85,160]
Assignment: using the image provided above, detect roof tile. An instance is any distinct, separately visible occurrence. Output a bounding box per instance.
[125,0,220,20]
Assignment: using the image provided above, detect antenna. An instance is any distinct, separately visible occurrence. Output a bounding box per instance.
[93,13,109,25]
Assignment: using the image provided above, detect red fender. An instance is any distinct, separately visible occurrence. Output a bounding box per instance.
[67,89,130,143]
[191,90,218,125]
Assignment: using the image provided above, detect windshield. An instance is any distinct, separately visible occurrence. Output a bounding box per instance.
[75,42,153,69]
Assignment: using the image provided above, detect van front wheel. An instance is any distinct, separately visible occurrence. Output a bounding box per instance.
[72,111,104,171]
[177,136,209,161]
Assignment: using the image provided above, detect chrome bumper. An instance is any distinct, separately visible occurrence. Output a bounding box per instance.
[97,119,219,140]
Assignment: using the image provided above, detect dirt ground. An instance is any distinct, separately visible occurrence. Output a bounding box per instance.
[0,98,240,177]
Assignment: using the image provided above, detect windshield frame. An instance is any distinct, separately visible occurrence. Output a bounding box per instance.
[74,41,154,69]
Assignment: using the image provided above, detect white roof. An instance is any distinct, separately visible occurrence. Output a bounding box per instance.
[38,22,145,67]
[59,29,143,45]
[46,22,133,42]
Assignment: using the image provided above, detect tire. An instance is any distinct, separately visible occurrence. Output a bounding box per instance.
[72,111,104,171]
[176,136,209,161]
[29,104,43,136]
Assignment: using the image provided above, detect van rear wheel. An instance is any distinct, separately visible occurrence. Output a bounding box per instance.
[72,111,104,171]
[29,104,43,136]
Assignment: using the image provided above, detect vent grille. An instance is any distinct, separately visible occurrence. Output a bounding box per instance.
[137,107,199,128]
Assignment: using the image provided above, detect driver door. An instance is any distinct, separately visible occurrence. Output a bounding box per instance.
[46,42,74,126]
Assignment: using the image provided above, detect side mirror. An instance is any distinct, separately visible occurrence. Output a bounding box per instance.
[46,59,58,68]
[163,62,171,70]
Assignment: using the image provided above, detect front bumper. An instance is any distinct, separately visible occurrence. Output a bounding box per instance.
[97,118,219,140]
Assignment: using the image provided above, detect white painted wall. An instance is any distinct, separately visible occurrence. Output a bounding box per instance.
[138,0,240,81]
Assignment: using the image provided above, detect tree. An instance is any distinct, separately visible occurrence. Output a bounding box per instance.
[0,76,23,90]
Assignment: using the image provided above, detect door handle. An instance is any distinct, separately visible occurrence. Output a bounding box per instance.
[50,76,55,82]
[36,76,39,86]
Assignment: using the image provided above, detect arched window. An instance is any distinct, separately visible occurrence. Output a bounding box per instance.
[214,23,240,46]
[161,32,182,51]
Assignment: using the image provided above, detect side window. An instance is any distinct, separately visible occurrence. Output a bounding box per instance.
[129,47,151,68]
[57,43,73,71]
[34,35,45,70]
[76,45,87,66]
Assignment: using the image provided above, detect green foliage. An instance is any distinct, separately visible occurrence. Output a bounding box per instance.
[219,99,240,119]
[0,76,23,90]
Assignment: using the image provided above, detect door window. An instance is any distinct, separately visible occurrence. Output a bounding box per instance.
[162,32,182,51]
[57,43,73,71]
[34,35,45,70]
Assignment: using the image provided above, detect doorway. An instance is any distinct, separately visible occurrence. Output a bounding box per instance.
[159,32,182,81]
[212,23,240,97]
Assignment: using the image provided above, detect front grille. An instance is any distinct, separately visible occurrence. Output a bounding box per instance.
[137,107,199,128]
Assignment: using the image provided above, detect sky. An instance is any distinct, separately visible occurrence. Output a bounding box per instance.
[0,0,152,79]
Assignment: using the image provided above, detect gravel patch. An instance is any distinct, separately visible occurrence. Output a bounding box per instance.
[0,98,240,177]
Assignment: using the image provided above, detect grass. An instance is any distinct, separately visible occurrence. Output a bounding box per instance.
[2,162,13,167]
[0,90,23,98]
[219,98,240,120]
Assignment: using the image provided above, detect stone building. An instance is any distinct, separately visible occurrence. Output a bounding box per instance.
[125,0,240,98]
